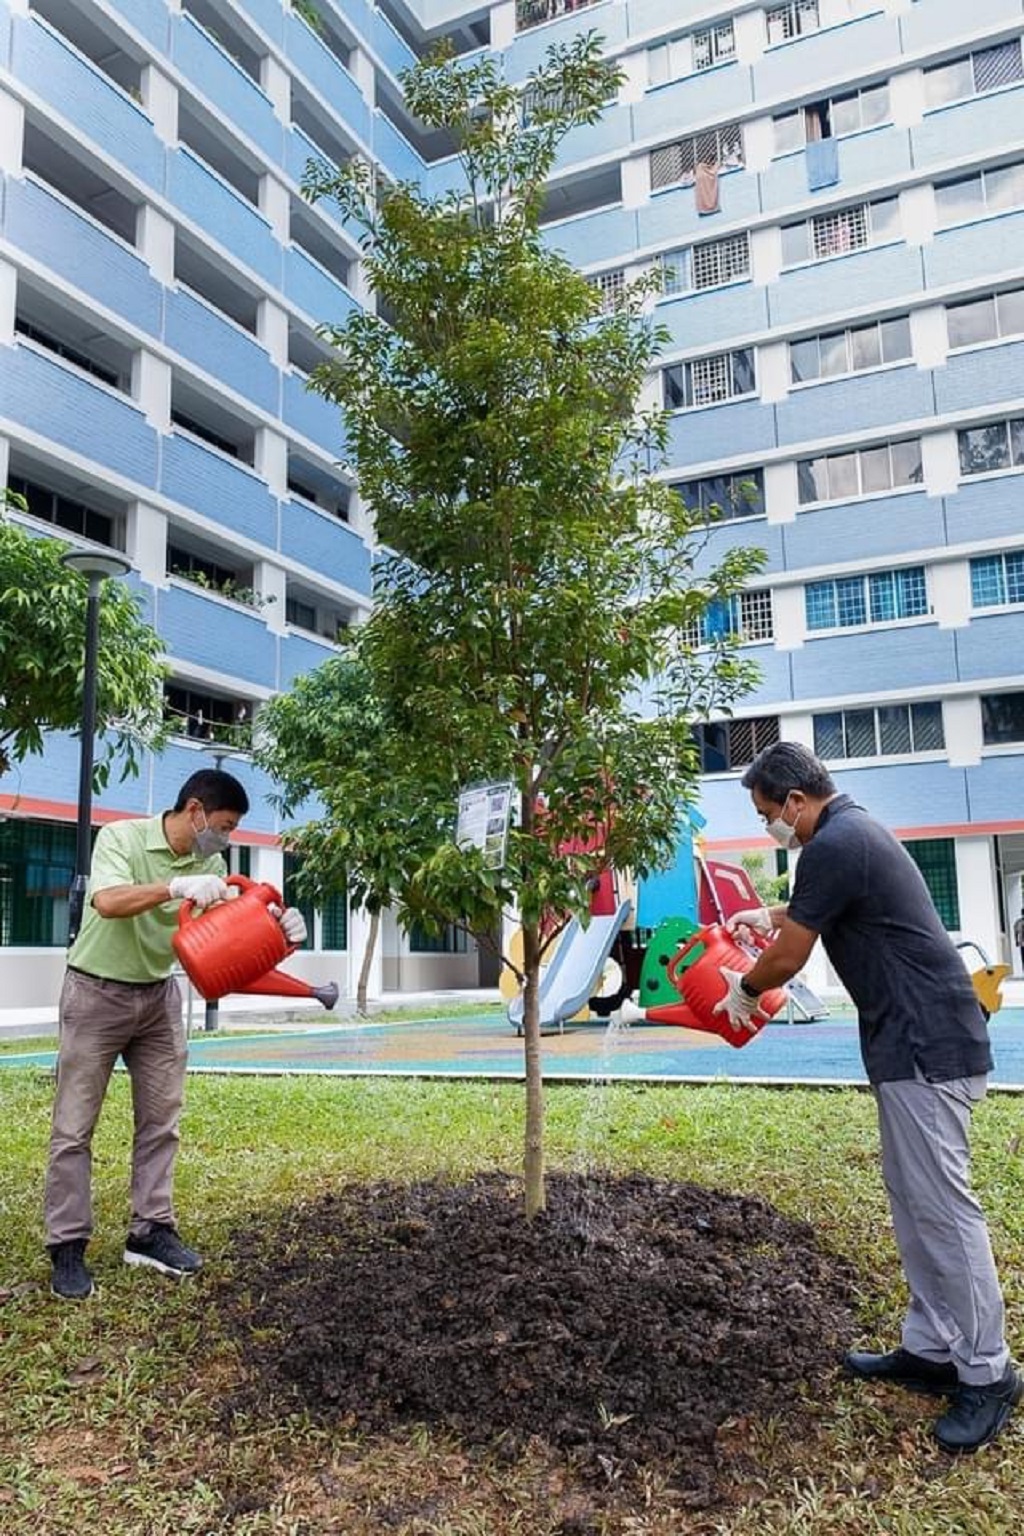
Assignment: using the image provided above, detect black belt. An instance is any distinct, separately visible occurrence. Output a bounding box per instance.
[67,966,171,989]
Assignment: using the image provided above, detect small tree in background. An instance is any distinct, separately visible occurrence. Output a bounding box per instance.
[301,35,763,1215]
[254,655,453,1013]
[0,493,167,786]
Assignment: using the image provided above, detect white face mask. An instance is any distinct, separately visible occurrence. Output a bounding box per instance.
[765,793,801,850]
[193,809,231,858]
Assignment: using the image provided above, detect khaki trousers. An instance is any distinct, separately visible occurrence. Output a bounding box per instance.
[44,969,186,1247]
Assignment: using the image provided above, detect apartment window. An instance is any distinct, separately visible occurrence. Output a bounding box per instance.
[515,0,603,33]
[766,1,819,46]
[970,552,1024,609]
[661,232,750,296]
[409,922,469,953]
[774,83,890,152]
[814,701,945,760]
[693,21,737,72]
[673,469,765,520]
[648,21,736,86]
[8,474,116,546]
[981,692,1024,745]
[958,416,1024,476]
[790,316,911,382]
[650,123,744,190]
[164,684,251,746]
[168,544,244,594]
[782,197,900,265]
[934,161,1024,228]
[947,286,1024,349]
[15,318,122,390]
[588,268,625,313]
[798,439,922,504]
[663,348,755,409]
[805,566,928,631]
[924,38,1024,109]
[0,818,76,947]
[690,590,774,646]
[904,839,960,929]
[694,715,780,773]
[286,595,318,632]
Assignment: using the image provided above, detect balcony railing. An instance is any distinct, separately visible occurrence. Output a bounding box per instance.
[516,0,605,34]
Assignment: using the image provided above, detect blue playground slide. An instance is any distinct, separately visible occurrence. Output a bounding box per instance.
[507,901,633,1034]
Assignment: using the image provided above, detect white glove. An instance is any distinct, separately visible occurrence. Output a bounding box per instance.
[275,906,308,945]
[168,874,229,908]
[726,906,775,937]
[714,968,761,1033]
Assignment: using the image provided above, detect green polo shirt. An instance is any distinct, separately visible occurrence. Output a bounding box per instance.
[68,814,227,984]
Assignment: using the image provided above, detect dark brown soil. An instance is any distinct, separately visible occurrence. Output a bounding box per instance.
[216,1172,859,1508]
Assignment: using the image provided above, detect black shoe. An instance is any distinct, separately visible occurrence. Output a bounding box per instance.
[934,1366,1023,1454]
[844,1346,958,1396]
[49,1239,94,1300]
[124,1224,202,1278]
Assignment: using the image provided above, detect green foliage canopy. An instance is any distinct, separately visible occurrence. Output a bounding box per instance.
[300,32,765,943]
[0,499,167,786]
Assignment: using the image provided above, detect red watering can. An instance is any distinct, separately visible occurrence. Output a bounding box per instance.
[657,923,787,1048]
[172,875,338,1009]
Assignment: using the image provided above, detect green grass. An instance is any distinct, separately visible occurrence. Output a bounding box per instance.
[1,1068,1022,1534]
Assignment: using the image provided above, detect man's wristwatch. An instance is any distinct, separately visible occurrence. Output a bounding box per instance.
[739,976,761,1000]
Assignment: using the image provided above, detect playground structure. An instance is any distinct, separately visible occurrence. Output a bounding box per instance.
[503,816,1008,1045]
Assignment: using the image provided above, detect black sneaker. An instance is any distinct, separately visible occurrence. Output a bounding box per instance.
[933,1365,1023,1454]
[49,1239,94,1300]
[844,1346,958,1396]
[124,1224,203,1278]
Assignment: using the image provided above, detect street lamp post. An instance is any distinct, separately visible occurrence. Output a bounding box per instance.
[60,550,133,945]
[199,743,250,1033]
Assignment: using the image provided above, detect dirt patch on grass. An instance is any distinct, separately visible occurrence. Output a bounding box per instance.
[215,1172,859,1516]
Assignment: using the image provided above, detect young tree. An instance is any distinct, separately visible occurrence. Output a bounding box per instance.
[0,494,167,785]
[302,34,763,1215]
[254,654,453,1013]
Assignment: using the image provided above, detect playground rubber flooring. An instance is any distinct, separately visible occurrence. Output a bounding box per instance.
[6,1007,1024,1088]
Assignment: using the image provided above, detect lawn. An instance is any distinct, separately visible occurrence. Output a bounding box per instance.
[1,1064,1022,1535]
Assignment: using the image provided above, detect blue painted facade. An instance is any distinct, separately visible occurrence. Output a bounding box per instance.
[2,0,1023,981]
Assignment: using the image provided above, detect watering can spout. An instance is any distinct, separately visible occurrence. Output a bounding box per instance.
[233,966,339,1008]
[312,980,339,1010]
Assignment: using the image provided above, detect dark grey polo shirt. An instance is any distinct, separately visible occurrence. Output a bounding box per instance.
[786,795,992,1085]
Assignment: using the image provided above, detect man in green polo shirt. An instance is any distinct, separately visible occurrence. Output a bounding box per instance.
[45,768,307,1300]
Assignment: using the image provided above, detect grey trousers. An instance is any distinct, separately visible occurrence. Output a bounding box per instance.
[44,969,186,1247]
[875,1074,1010,1386]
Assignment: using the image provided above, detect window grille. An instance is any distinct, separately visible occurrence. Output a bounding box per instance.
[693,232,750,289]
[694,715,779,772]
[971,552,1024,608]
[812,204,868,258]
[805,567,928,631]
[8,474,116,546]
[663,348,756,410]
[973,38,1024,91]
[740,589,774,641]
[650,123,743,189]
[685,590,774,647]
[588,268,625,313]
[766,1,820,46]
[904,839,959,929]
[693,21,736,71]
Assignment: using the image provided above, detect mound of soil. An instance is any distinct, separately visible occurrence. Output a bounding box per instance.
[217,1172,858,1502]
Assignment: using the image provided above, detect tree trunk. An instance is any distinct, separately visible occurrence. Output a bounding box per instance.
[521,916,546,1219]
[356,908,380,1016]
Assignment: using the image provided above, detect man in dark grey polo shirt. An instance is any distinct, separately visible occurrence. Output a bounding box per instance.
[714,741,1019,1455]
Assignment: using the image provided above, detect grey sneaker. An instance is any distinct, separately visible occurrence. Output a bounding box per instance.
[50,1239,94,1300]
[124,1224,202,1278]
